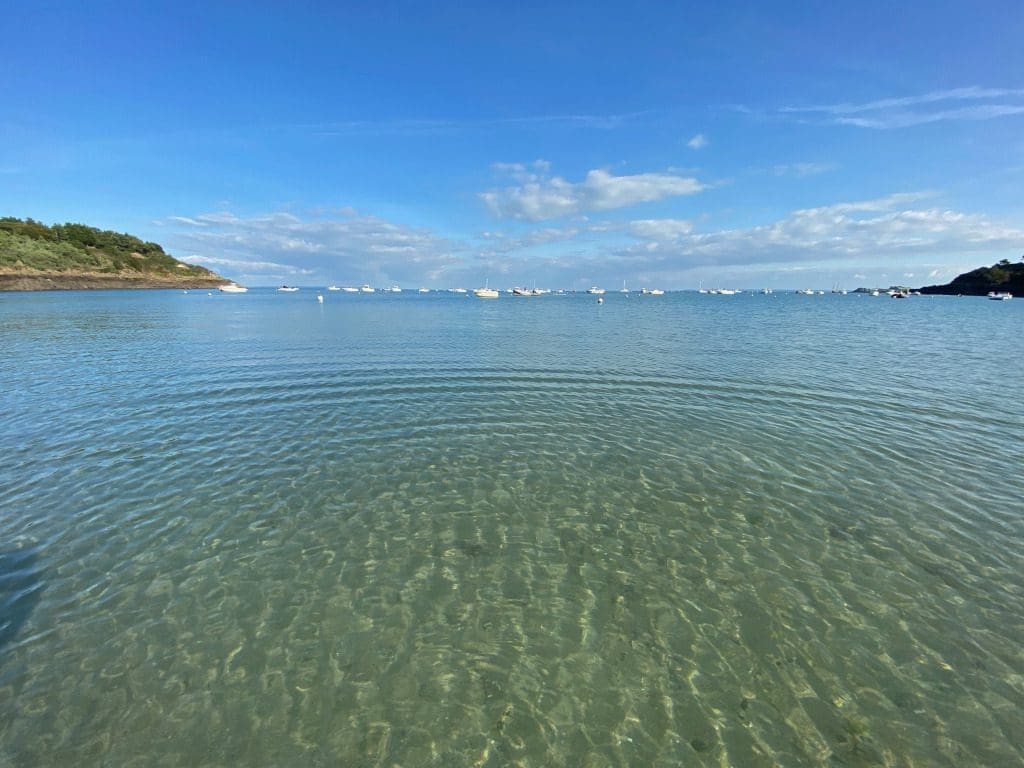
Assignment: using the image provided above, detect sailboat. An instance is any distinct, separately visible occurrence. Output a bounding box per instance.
[474,279,499,299]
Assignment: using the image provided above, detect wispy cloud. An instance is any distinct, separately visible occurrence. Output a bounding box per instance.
[687,133,709,150]
[167,209,461,283]
[304,110,652,137]
[772,162,837,177]
[628,219,694,240]
[479,225,581,254]
[180,254,313,275]
[621,193,1024,266]
[781,86,1024,129]
[481,161,706,221]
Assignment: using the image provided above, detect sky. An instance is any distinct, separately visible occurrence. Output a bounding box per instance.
[2,1,1023,289]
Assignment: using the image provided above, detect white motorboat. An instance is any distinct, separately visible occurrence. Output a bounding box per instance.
[327,285,341,291]
[647,288,665,295]
[988,291,1013,300]
[277,285,299,292]
[586,286,605,295]
[341,286,359,293]
[360,284,375,293]
[418,287,430,293]
[218,283,248,293]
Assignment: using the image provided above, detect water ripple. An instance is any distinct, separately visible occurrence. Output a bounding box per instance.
[1,291,1022,766]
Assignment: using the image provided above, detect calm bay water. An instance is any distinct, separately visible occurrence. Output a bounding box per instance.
[1,288,1022,767]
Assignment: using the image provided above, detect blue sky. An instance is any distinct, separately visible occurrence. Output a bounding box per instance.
[3,1,1023,289]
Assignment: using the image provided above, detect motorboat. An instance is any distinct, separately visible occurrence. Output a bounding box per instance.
[418,287,430,293]
[360,284,375,293]
[988,291,1013,300]
[327,285,341,291]
[647,288,665,295]
[277,285,299,292]
[586,286,605,295]
[218,283,248,293]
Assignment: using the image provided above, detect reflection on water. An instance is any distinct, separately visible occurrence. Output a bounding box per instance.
[0,290,1022,766]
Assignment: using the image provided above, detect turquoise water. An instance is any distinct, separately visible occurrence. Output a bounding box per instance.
[1,289,1022,766]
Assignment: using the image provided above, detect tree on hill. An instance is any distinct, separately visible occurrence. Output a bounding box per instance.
[919,259,1024,296]
[0,217,217,278]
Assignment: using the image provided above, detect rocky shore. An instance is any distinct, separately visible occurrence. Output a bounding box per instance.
[0,270,228,291]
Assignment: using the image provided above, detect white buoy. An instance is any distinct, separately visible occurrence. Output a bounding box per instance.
[597,297,604,304]
[317,294,324,304]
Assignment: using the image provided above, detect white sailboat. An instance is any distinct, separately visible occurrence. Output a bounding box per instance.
[474,280,499,299]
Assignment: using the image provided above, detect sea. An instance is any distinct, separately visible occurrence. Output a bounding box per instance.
[1,288,1021,767]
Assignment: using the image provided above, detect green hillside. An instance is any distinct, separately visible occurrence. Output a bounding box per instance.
[0,217,226,289]
[919,259,1024,296]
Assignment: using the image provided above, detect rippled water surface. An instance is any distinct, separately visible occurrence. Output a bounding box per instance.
[2,289,1022,766]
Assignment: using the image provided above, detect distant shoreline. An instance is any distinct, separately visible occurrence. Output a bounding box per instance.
[0,270,228,292]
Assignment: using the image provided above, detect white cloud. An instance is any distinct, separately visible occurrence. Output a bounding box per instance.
[782,86,1024,129]
[687,133,708,150]
[482,163,706,220]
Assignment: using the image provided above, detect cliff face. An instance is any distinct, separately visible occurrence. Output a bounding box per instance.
[0,217,228,291]
[919,261,1024,296]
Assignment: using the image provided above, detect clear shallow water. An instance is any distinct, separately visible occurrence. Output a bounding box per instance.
[1,289,1022,767]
